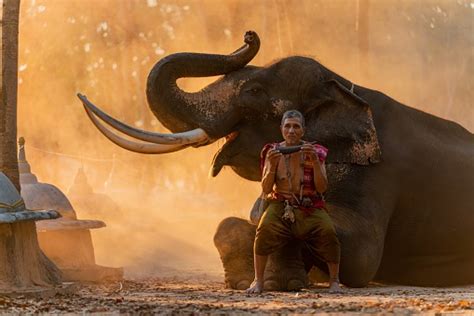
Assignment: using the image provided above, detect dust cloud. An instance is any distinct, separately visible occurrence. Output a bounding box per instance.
[16,0,473,276]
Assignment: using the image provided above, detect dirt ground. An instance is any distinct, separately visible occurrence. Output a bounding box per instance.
[0,274,473,315]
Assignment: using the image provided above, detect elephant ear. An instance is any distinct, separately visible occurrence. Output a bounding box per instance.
[303,79,381,165]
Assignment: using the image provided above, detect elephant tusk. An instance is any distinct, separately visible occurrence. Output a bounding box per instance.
[77,93,210,146]
[83,104,189,154]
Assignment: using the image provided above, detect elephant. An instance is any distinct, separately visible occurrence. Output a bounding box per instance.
[78,31,474,289]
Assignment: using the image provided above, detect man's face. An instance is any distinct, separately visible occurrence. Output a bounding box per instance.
[281,117,304,145]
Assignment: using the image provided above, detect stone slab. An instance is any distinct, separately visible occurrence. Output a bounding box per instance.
[0,282,77,298]
[61,265,124,283]
[36,218,105,231]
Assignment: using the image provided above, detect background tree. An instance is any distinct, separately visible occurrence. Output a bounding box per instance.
[0,0,60,292]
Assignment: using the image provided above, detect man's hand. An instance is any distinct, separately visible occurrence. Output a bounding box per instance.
[266,147,282,170]
[301,143,319,164]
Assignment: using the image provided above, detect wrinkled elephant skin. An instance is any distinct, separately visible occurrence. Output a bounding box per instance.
[79,31,474,288]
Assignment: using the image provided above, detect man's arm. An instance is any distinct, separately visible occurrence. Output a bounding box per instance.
[261,147,281,194]
[261,163,276,194]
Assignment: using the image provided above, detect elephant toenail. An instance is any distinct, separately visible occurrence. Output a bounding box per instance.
[287,279,305,291]
[264,280,280,291]
[235,280,251,290]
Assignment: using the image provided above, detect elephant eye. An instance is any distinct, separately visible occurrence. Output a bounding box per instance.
[245,86,264,95]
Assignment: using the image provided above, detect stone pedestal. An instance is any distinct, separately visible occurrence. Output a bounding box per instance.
[0,172,62,292]
[18,138,123,282]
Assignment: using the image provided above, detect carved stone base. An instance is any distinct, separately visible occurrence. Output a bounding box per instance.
[0,282,77,298]
[61,265,123,282]
[0,222,62,291]
[37,228,123,282]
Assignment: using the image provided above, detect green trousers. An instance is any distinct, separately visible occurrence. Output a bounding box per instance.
[254,200,341,263]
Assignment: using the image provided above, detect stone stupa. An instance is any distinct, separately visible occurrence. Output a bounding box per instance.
[67,166,123,224]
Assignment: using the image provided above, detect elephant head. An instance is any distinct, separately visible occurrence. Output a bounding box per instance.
[78,31,381,181]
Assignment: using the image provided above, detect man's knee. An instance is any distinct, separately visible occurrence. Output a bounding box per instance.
[321,225,340,246]
[254,239,275,256]
[308,226,341,264]
[315,212,340,245]
[254,223,281,256]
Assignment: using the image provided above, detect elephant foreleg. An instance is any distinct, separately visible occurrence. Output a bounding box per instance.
[264,241,308,291]
[327,204,386,287]
[214,217,255,289]
[214,217,309,291]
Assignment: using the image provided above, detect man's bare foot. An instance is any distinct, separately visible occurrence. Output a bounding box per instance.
[246,280,264,294]
[328,280,343,293]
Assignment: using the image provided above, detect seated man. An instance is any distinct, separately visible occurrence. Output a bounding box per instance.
[246,110,342,294]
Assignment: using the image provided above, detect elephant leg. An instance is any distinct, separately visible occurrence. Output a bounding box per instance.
[338,227,386,287]
[302,233,382,288]
[214,217,255,290]
[302,246,330,284]
[264,240,308,291]
[331,206,385,287]
[298,204,386,288]
[214,217,309,291]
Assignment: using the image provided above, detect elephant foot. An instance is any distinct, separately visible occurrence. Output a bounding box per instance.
[307,266,329,284]
[214,217,309,291]
[263,279,279,291]
[287,279,305,291]
[235,279,251,290]
[214,217,256,289]
[264,241,309,291]
[262,272,307,291]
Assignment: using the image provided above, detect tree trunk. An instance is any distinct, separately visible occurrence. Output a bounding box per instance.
[0,0,61,292]
[0,0,19,191]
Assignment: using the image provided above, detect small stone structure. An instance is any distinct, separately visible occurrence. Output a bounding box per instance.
[18,138,123,282]
[0,172,59,223]
[67,166,123,225]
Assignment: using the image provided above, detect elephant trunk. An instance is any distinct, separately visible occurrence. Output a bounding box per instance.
[146,31,260,138]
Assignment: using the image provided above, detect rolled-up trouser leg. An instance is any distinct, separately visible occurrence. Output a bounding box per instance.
[301,209,341,264]
[254,201,292,256]
[254,201,308,290]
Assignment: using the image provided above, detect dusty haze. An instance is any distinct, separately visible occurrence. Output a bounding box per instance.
[16,0,473,276]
